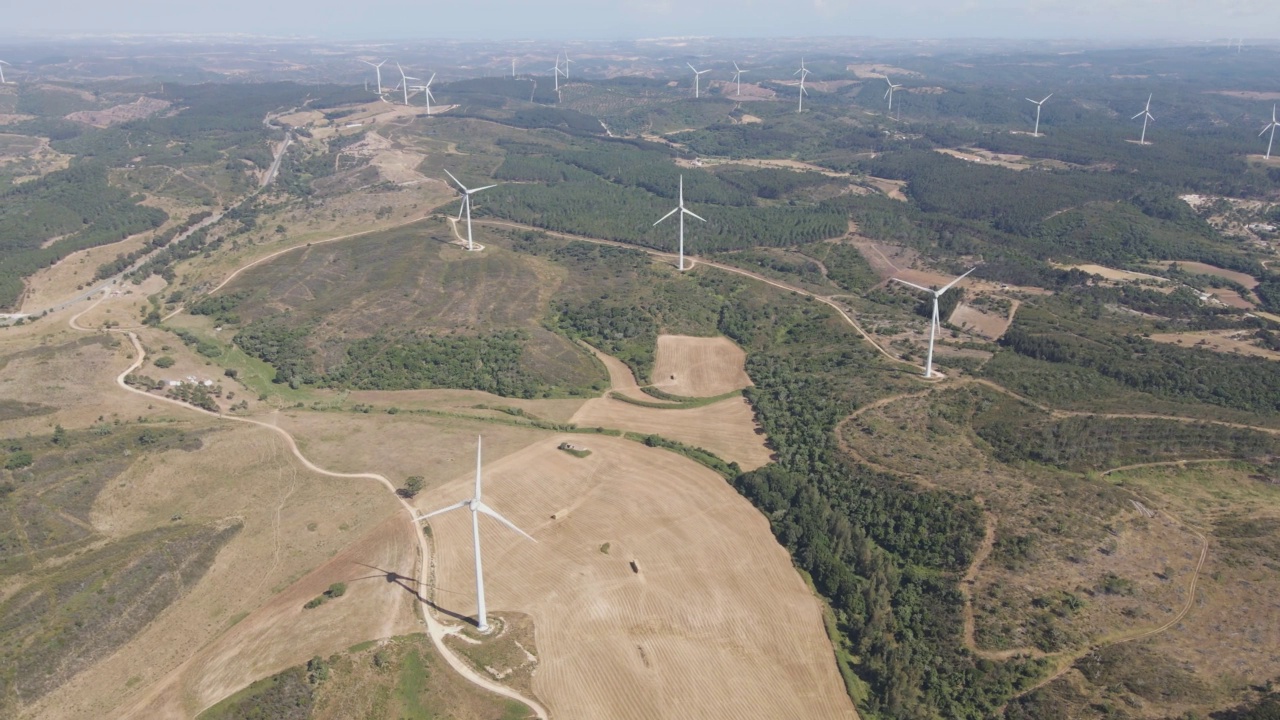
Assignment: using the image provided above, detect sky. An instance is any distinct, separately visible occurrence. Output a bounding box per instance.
[3,0,1278,41]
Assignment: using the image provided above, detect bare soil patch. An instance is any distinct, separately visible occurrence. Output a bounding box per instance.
[422,435,855,720]
[1061,263,1168,283]
[651,334,752,397]
[863,176,907,201]
[1151,261,1260,289]
[1149,330,1280,362]
[846,63,921,79]
[949,302,1014,340]
[65,97,170,128]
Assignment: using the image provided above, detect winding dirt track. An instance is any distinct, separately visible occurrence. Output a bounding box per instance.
[72,213,1274,715]
[102,331,548,719]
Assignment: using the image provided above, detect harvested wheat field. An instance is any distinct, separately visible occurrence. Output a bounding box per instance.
[112,513,420,719]
[1150,330,1280,362]
[419,435,856,720]
[572,395,771,470]
[651,334,752,397]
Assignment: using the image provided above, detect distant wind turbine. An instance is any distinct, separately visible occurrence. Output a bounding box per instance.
[409,73,437,114]
[795,59,810,113]
[416,436,534,634]
[562,50,574,78]
[552,54,566,101]
[397,63,419,106]
[444,169,497,252]
[687,63,711,98]
[1132,94,1155,145]
[1261,104,1278,160]
[653,175,705,272]
[511,57,517,78]
[731,61,745,97]
[361,59,387,95]
[884,77,902,116]
[1026,93,1052,137]
[0,60,10,85]
[892,268,976,379]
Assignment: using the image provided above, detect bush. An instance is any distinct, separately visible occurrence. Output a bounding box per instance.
[153,356,175,369]
[4,450,33,469]
[402,476,425,497]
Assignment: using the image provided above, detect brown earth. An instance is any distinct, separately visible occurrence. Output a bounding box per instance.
[1149,330,1280,362]
[949,302,1014,340]
[651,334,752,397]
[65,97,170,128]
[420,435,856,720]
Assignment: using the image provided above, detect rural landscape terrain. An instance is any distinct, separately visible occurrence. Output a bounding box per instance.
[1,31,1280,720]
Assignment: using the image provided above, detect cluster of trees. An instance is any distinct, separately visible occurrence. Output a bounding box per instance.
[974,408,1280,472]
[188,289,248,326]
[94,210,213,281]
[326,331,545,397]
[0,163,168,308]
[997,301,1280,415]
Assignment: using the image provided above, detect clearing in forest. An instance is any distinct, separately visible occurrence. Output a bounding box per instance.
[650,334,752,397]
[419,435,856,720]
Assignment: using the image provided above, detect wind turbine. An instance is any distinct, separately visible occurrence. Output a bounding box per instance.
[417,436,534,634]
[892,268,976,379]
[1132,94,1155,145]
[444,169,497,252]
[1026,93,1052,137]
[0,61,9,85]
[511,58,517,78]
[562,51,574,78]
[397,63,419,106]
[884,77,902,116]
[687,63,711,98]
[794,59,810,113]
[1260,104,1278,160]
[653,175,705,272]
[362,59,387,95]
[409,74,437,114]
[731,61,745,96]
[552,55,565,100]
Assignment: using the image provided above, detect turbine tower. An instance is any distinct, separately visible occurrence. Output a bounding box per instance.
[444,169,497,252]
[795,59,810,113]
[552,54,566,101]
[731,61,745,96]
[653,175,705,272]
[562,51,574,78]
[511,58,517,78]
[884,77,902,115]
[1132,94,1155,145]
[362,59,387,95]
[687,63,711,98]
[0,60,9,84]
[892,268,976,379]
[1026,93,1052,137]
[1260,104,1278,160]
[417,436,534,634]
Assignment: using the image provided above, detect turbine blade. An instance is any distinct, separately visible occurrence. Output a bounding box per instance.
[733,61,741,71]
[443,168,467,192]
[939,267,977,294]
[688,63,697,72]
[1131,110,1145,120]
[469,184,498,193]
[476,502,536,542]
[418,499,470,521]
[653,206,679,226]
[683,208,707,222]
[891,277,933,293]
[456,196,467,221]
[886,88,892,99]
[1262,125,1272,137]
[1026,98,1037,104]
[1042,93,1053,102]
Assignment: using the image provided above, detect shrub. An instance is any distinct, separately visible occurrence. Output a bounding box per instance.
[153,356,175,368]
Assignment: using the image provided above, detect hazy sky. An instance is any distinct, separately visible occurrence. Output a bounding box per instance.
[4,1,1277,40]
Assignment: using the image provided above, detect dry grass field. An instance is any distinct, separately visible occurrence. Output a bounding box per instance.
[650,335,752,396]
[419,434,855,720]
[1150,329,1280,362]
[949,301,1014,340]
[1151,260,1261,288]
[1060,263,1169,283]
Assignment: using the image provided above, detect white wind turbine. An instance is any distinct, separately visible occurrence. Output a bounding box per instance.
[417,436,534,634]
[511,58,517,78]
[397,63,419,106]
[552,54,566,101]
[687,62,711,98]
[884,77,902,115]
[0,61,9,85]
[1260,104,1278,160]
[362,59,387,95]
[444,169,497,252]
[653,175,705,272]
[892,268,976,379]
[1026,93,1052,137]
[731,61,745,96]
[562,51,574,78]
[1132,94,1155,145]
[417,73,438,115]
[795,59,810,113]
